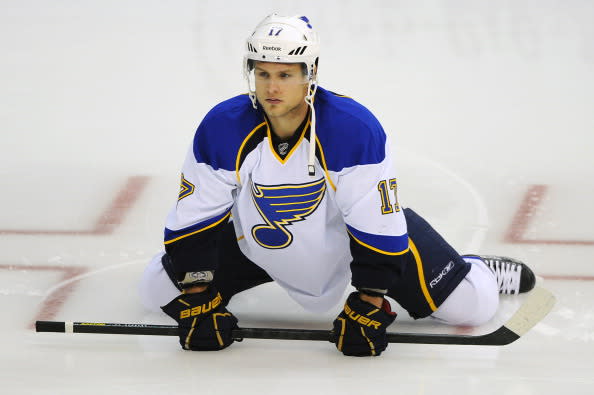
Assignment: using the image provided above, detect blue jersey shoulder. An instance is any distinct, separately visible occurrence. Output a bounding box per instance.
[192,94,263,171]
[315,87,387,172]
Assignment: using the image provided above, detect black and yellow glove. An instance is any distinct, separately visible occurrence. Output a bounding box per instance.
[161,285,238,351]
[331,292,396,356]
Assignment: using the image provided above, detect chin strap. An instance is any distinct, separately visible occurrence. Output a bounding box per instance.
[304,79,318,176]
[248,90,258,109]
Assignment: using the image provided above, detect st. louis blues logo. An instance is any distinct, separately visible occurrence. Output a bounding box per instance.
[251,178,326,249]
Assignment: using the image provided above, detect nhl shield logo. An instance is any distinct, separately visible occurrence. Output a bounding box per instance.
[278,142,289,156]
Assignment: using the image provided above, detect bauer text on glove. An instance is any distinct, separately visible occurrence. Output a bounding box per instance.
[161,286,238,351]
[331,292,396,356]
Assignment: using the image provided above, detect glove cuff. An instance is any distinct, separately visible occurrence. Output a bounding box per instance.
[178,271,214,289]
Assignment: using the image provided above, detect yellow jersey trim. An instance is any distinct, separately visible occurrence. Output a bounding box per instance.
[164,211,232,245]
[347,229,410,256]
[409,238,438,312]
[235,121,267,184]
[314,136,337,191]
[266,118,311,165]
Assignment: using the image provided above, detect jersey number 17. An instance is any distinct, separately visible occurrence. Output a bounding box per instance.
[377,178,400,215]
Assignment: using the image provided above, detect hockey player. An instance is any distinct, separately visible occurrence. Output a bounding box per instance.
[138,14,535,356]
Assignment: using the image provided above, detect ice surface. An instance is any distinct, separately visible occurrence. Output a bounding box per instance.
[1,1,593,394]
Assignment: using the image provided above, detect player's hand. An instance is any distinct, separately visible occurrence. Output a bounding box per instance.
[161,285,238,351]
[331,292,396,356]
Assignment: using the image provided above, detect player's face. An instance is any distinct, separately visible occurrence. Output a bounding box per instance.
[253,62,309,120]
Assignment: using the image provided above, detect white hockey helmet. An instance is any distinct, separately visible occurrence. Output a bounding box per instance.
[244,14,320,102]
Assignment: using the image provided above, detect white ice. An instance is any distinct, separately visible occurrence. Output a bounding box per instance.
[1,1,593,394]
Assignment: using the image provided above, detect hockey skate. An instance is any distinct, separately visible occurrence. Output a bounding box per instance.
[463,255,536,295]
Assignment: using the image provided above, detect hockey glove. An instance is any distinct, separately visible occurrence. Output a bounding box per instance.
[161,286,238,351]
[331,292,396,356]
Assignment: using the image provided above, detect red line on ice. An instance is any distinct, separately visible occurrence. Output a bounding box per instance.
[0,175,149,236]
[0,264,88,328]
[541,274,594,281]
[504,184,594,245]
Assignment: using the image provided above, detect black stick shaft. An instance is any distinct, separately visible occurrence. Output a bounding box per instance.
[35,320,518,345]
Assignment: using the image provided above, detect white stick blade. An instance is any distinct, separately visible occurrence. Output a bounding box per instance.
[504,286,556,336]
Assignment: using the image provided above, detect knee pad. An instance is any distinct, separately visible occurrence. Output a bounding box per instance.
[431,260,499,326]
[401,208,472,311]
[138,252,181,312]
[404,208,468,270]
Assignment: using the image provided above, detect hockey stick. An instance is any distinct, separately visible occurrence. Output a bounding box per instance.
[36,286,555,346]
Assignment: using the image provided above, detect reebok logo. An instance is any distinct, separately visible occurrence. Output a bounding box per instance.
[430,261,455,288]
[263,45,281,51]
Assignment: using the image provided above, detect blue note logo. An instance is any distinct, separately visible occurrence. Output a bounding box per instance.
[251,178,326,249]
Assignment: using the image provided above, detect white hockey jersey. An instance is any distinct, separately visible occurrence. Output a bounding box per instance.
[164,87,409,312]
